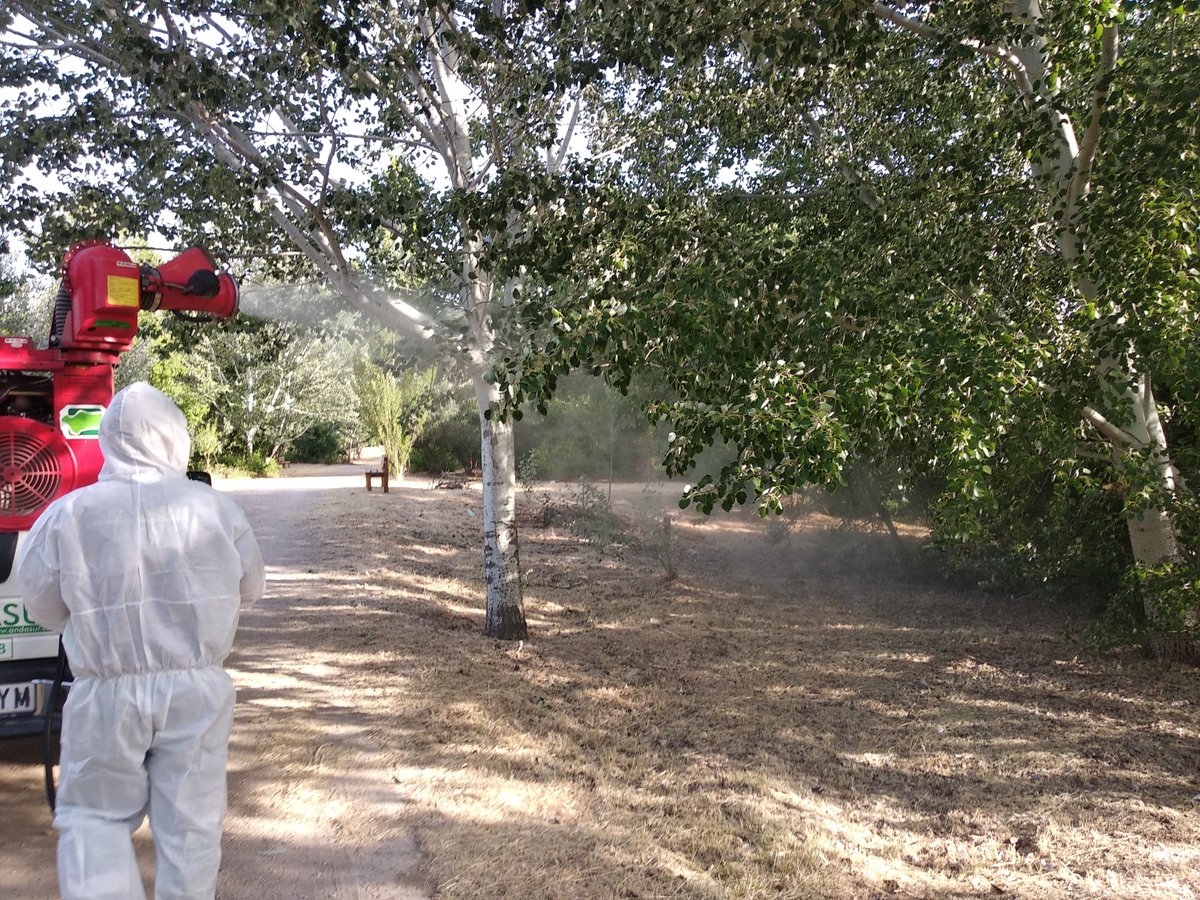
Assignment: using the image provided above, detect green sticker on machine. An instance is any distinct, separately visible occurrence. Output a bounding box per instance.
[1,602,48,635]
[60,404,106,439]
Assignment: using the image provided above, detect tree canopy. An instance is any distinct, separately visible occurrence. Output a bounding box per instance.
[490,2,1199,645]
[1,0,617,639]
[2,1,1197,649]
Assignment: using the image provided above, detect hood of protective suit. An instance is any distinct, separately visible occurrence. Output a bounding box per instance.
[98,382,191,481]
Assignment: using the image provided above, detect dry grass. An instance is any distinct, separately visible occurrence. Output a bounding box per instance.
[229,477,1200,899]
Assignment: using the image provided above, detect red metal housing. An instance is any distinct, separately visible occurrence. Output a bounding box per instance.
[0,240,239,529]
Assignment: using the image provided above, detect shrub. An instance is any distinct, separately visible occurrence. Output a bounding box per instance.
[289,421,357,463]
[1081,562,1200,662]
[412,400,480,473]
[221,451,279,478]
[353,360,444,477]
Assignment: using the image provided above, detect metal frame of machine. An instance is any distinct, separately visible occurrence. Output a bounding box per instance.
[0,240,237,737]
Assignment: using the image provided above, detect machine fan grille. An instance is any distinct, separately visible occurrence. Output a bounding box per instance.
[0,425,70,519]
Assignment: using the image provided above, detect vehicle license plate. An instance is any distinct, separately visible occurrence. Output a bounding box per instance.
[0,681,36,716]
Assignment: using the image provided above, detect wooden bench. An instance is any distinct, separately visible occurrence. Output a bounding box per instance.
[366,454,389,493]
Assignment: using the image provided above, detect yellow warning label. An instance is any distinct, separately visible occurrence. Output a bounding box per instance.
[106,274,140,308]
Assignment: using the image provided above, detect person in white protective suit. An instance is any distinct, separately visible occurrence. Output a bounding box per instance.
[18,382,265,900]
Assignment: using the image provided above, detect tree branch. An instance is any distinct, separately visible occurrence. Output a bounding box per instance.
[1067,23,1118,214]
[551,90,584,173]
[1082,405,1138,448]
[871,2,1036,98]
[200,13,235,42]
[12,2,442,348]
[1075,443,1117,464]
[420,5,474,189]
[155,0,183,48]
[8,11,128,73]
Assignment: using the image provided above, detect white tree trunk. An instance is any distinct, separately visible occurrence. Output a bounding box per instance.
[474,374,526,640]
[1087,373,1181,566]
[1089,377,1195,661]
[1127,505,1178,567]
[417,2,533,639]
[1121,384,1179,567]
[878,3,1190,654]
[1005,5,1183,571]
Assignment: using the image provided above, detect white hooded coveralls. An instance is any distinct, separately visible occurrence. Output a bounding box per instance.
[18,383,265,900]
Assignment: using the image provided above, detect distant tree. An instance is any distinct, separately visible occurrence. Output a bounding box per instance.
[0,260,52,340]
[154,317,360,466]
[353,360,443,479]
[190,420,221,470]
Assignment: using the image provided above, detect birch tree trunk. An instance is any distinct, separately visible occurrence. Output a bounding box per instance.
[462,235,527,638]
[416,4,533,640]
[1004,2,1190,655]
[1003,2,1183,564]
[475,372,526,639]
[883,1,1188,648]
[1086,376,1180,565]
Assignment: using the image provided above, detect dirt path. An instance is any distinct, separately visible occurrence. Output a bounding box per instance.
[218,470,432,900]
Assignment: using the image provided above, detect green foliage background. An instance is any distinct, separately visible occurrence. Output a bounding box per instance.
[2,2,1197,651]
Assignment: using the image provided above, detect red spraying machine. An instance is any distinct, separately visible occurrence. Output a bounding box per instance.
[0,240,238,739]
